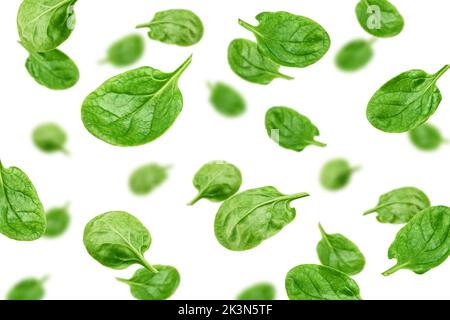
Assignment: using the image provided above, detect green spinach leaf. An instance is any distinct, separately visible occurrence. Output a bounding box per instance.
[355,0,404,38]
[214,186,308,251]
[237,283,275,300]
[0,161,46,241]
[81,55,192,147]
[117,265,180,300]
[364,187,430,224]
[101,34,144,67]
[137,9,204,47]
[44,204,70,237]
[317,224,365,276]
[32,123,68,154]
[129,163,170,196]
[409,123,447,151]
[320,159,359,191]
[228,39,293,85]
[188,161,242,206]
[239,12,330,68]
[366,65,449,133]
[335,39,374,72]
[383,206,450,276]
[265,106,326,152]
[285,264,362,300]
[208,82,246,117]
[17,0,77,52]
[6,276,48,300]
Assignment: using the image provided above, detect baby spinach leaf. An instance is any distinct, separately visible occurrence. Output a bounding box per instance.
[0,161,46,241]
[44,204,70,237]
[237,283,275,300]
[6,276,48,300]
[366,65,449,133]
[316,224,366,276]
[137,9,204,47]
[81,55,192,147]
[320,159,359,191]
[117,265,180,300]
[101,34,144,67]
[383,206,450,276]
[285,264,362,300]
[83,211,157,273]
[208,82,246,117]
[17,0,77,52]
[265,106,326,152]
[129,163,170,196]
[409,123,447,151]
[188,161,242,206]
[364,187,430,224]
[228,39,293,85]
[32,123,68,154]
[214,186,308,251]
[355,0,404,38]
[335,39,374,72]
[24,47,79,90]
[239,12,330,68]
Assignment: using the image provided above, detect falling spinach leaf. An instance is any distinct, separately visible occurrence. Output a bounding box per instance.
[237,283,275,300]
[316,224,365,276]
[335,39,374,72]
[214,186,308,251]
[81,55,192,147]
[355,0,404,38]
[239,12,330,68]
[366,65,449,133]
[208,82,246,117]
[285,264,362,300]
[188,161,242,206]
[6,276,48,300]
[32,123,69,154]
[320,159,359,191]
[129,163,170,196]
[101,34,144,67]
[383,206,450,276]
[364,187,430,224]
[409,123,447,151]
[44,204,70,237]
[265,106,326,152]
[137,9,204,46]
[228,39,293,85]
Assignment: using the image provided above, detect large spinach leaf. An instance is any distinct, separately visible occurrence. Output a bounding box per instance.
[355,0,404,38]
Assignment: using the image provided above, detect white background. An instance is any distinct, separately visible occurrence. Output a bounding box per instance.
[0,0,449,300]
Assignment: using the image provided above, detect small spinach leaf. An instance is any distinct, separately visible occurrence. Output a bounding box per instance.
[228,39,293,85]
[32,123,68,154]
[335,39,374,72]
[320,159,359,191]
[285,264,362,300]
[0,161,46,241]
[239,12,330,68]
[265,106,326,152]
[317,224,366,276]
[409,123,447,151]
[355,0,404,38]
[101,34,144,67]
[237,283,275,300]
[117,265,180,300]
[81,55,192,147]
[366,65,449,133]
[6,276,48,300]
[137,9,204,47]
[383,206,450,276]
[188,161,242,206]
[129,163,170,196]
[364,187,430,224]
[208,82,246,117]
[44,204,70,237]
[214,186,308,251]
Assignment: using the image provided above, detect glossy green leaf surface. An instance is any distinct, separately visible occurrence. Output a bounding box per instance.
[355,0,404,38]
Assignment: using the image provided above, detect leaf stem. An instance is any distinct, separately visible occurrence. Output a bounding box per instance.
[433,64,450,81]
[138,257,159,274]
[307,140,327,148]
[174,55,193,77]
[187,193,203,206]
[278,72,294,80]
[238,19,261,36]
[136,22,150,29]
[382,263,408,276]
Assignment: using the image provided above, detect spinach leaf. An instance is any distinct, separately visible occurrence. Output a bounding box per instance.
[214,187,308,251]
[188,161,242,206]
[83,211,157,273]
[366,65,449,133]
[364,187,430,224]
[129,163,170,196]
[81,55,192,147]
[265,106,326,152]
[32,123,68,154]
[320,159,359,191]
[317,224,366,276]
[101,34,144,67]
[237,283,275,300]
[17,0,77,52]
[228,39,293,85]
[0,161,46,241]
[355,0,404,38]
[137,9,204,47]
[117,265,180,300]
[285,264,362,300]
[409,123,447,151]
[6,276,48,300]
[44,204,70,237]
[208,82,246,117]
[383,206,450,276]
[239,12,330,68]
[335,39,374,72]
[24,47,79,90]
